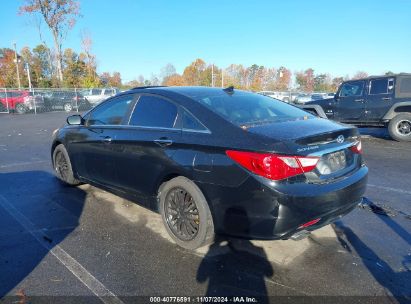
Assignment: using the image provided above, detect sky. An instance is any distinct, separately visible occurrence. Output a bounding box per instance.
[1,0,410,83]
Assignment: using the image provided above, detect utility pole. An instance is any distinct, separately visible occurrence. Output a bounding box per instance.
[221,69,224,88]
[25,63,32,90]
[13,43,21,89]
[211,64,214,87]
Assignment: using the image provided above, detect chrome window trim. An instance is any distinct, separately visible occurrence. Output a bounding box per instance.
[85,124,181,132]
[182,128,211,134]
[307,142,355,157]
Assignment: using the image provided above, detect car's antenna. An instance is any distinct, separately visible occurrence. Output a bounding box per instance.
[223,86,234,95]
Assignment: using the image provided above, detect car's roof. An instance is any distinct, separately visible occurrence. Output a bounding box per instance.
[346,73,411,82]
[125,86,252,100]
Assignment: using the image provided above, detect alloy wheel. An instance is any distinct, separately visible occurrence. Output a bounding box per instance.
[64,103,73,112]
[397,120,411,136]
[55,151,69,181]
[164,187,200,241]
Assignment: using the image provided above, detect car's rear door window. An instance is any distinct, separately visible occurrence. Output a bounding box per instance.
[87,94,136,126]
[369,78,390,95]
[129,95,178,128]
[182,110,208,132]
[91,89,102,95]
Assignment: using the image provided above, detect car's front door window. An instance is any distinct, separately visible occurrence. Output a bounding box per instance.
[87,94,136,126]
[339,81,364,97]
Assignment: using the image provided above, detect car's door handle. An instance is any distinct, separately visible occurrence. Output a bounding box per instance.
[354,99,364,102]
[101,136,112,143]
[154,138,173,147]
[382,97,392,101]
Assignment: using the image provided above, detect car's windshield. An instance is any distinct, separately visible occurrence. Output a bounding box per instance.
[187,90,314,126]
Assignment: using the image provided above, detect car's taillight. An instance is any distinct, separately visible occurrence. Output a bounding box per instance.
[226,150,320,181]
[349,141,362,154]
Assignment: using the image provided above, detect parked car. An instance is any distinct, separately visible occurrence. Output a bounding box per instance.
[301,73,411,141]
[294,93,312,104]
[51,86,367,249]
[0,90,45,114]
[81,88,119,105]
[257,91,291,102]
[310,94,324,101]
[43,91,92,112]
[290,92,300,102]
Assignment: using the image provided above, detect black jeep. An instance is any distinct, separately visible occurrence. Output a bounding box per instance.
[301,74,411,141]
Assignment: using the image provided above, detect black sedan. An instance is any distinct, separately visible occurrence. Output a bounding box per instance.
[43,90,92,112]
[51,86,368,249]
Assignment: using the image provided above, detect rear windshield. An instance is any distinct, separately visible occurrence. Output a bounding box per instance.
[186,90,314,126]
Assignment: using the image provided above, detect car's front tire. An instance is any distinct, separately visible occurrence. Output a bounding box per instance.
[159,176,214,250]
[388,114,411,142]
[15,103,27,114]
[63,103,73,112]
[52,144,80,185]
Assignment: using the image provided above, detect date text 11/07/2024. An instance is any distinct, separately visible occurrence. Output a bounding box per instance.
[149,297,258,303]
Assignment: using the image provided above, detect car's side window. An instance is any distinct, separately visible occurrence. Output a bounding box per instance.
[129,95,178,129]
[339,81,364,97]
[87,94,136,126]
[91,89,102,95]
[182,110,208,132]
[369,78,393,95]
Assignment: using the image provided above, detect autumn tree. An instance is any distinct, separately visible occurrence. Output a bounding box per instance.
[160,64,177,81]
[0,48,21,87]
[19,0,81,84]
[276,67,292,91]
[32,44,53,87]
[80,31,99,87]
[162,74,185,86]
[62,48,88,87]
[183,59,208,86]
[100,71,122,87]
[352,71,368,80]
[296,68,315,92]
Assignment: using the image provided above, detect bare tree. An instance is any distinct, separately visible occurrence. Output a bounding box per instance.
[80,30,97,82]
[20,0,80,84]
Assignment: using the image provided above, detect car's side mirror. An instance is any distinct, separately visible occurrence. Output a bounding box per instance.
[67,115,83,125]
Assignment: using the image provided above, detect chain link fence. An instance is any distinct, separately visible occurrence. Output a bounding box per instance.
[0,87,119,114]
[0,88,333,115]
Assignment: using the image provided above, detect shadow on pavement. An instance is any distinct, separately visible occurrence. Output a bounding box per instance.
[334,221,411,303]
[358,127,391,140]
[0,170,86,298]
[196,208,273,303]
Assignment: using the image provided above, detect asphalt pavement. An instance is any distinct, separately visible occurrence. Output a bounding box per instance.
[0,112,410,303]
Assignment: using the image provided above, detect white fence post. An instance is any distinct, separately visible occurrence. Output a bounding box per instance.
[6,88,9,113]
[33,88,37,115]
[75,88,79,113]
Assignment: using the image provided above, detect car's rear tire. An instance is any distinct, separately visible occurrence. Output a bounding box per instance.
[159,176,214,250]
[388,114,411,142]
[52,144,80,185]
[15,103,27,114]
[63,103,73,112]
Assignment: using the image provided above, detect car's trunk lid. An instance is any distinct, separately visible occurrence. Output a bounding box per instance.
[245,117,362,181]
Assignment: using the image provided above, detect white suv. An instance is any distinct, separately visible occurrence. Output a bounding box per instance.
[81,88,119,105]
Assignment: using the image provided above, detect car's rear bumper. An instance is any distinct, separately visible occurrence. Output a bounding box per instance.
[199,165,368,240]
